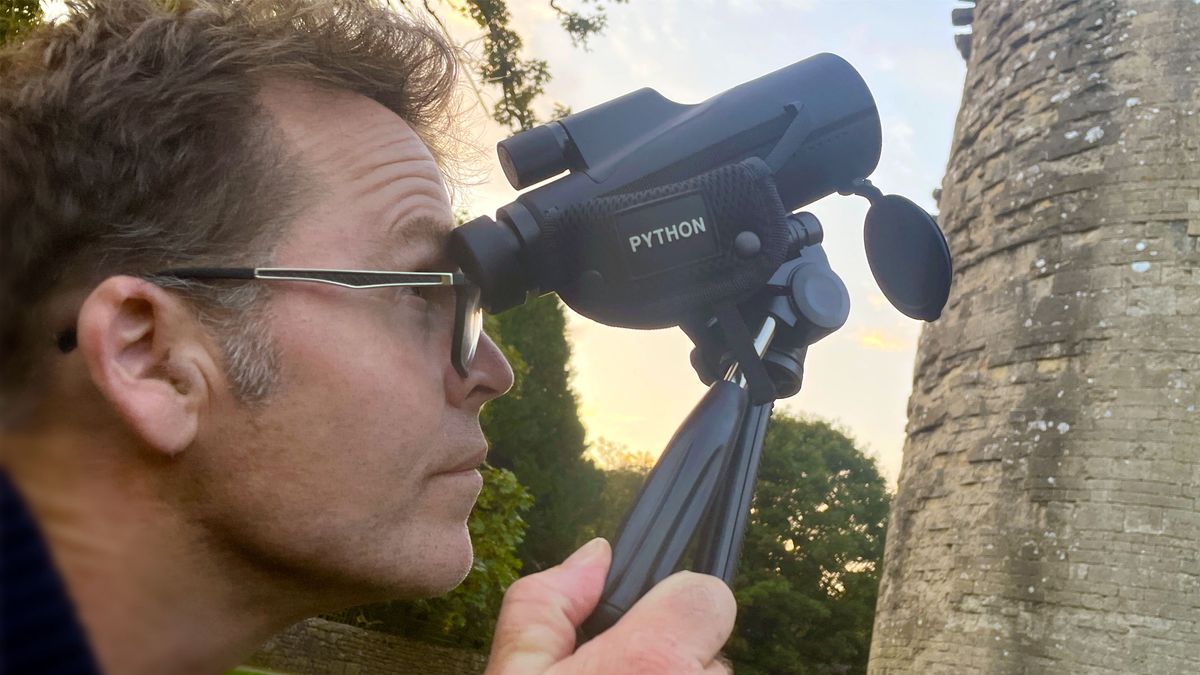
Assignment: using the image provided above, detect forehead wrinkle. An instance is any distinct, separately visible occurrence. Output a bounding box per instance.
[339,135,436,196]
[270,90,434,202]
[336,129,452,267]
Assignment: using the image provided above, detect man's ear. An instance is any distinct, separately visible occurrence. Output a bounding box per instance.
[75,276,221,456]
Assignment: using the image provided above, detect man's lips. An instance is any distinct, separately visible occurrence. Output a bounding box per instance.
[439,447,488,475]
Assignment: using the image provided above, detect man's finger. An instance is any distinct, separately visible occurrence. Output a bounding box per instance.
[569,571,736,673]
[486,538,611,674]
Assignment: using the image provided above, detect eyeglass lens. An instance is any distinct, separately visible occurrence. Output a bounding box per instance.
[455,284,483,375]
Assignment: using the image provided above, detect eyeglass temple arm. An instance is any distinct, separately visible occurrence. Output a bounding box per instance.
[154,267,258,280]
[57,267,467,353]
[155,268,458,288]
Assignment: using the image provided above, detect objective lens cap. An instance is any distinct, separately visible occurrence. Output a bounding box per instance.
[863,194,953,322]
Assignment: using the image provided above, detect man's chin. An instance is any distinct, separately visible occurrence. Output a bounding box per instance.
[366,527,475,599]
[321,563,470,611]
[268,521,476,611]
[423,533,476,595]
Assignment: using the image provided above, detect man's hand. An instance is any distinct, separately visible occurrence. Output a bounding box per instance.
[486,538,736,674]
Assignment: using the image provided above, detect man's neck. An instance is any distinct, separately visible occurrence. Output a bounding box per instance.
[2,429,313,675]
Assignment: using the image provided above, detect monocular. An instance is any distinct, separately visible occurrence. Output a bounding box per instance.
[450,53,953,639]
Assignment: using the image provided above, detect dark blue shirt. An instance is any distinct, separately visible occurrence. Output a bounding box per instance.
[2,470,102,674]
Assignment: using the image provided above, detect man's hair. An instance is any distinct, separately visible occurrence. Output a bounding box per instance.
[0,0,461,423]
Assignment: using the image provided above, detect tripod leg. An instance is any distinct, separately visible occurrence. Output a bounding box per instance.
[579,381,749,640]
[693,401,773,584]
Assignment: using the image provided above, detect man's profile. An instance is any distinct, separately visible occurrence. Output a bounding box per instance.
[0,1,734,673]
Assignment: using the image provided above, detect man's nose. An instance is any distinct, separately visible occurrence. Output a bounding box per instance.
[451,331,514,409]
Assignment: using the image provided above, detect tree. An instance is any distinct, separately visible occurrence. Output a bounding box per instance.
[402,0,627,131]
[0,0,40,45]
[585,438,654,539]
[726,413,890,675]
[484,294,604,572]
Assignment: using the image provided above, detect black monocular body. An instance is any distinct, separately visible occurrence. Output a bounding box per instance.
[451,53,883,326]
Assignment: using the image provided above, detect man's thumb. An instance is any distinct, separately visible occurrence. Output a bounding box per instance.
[486,538,611,674]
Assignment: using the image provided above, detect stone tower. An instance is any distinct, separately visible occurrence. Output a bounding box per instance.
[869,1,1200,673]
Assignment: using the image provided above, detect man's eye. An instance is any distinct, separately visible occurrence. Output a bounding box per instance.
[391,286,426,302]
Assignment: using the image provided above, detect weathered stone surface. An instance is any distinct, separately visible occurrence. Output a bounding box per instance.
[869,1,1200,673]
[247,619,487,675]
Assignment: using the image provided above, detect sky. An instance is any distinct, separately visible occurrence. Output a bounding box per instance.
[41,0,968,485]
[446,0,969,485]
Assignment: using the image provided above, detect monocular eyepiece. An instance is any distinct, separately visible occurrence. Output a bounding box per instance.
[450,215,534,314]
[497,122,575,190]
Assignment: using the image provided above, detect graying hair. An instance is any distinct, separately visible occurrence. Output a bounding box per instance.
[156,279,280,403]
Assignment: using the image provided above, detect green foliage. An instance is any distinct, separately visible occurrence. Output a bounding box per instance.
[328,463,533,651]
[407,0,626,130]
[585,438,652,538]
[453,0,549,130]
[0,0,41,46]
[547,0,627,49]
[725,413,891,675]
[484,294,602,571]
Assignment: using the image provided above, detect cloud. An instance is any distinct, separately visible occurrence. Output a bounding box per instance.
[856,329,913,352]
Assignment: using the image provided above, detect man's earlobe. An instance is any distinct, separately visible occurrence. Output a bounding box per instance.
[75,276,217,456]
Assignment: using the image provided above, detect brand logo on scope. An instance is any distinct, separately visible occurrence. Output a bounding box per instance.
[612,192,718,280]
[627,217,707,254]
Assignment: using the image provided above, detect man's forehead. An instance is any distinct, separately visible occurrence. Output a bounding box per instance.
[258,78,436,179]
[257,79,457,269]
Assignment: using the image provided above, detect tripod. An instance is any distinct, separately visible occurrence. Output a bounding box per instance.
[580,240,851,638]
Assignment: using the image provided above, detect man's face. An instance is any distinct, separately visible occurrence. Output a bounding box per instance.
[183,82,514,603]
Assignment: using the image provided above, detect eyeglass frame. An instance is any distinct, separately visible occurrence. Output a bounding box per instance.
[55,267,484,378]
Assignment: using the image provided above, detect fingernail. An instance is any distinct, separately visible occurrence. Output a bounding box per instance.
[565,537,607,566]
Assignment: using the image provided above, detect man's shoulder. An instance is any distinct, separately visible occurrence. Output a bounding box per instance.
[2,471,102,675]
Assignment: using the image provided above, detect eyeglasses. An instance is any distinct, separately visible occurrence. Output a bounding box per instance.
[56,267,484,377]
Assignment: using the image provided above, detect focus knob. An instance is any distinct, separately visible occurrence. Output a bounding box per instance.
[790,262,850,331]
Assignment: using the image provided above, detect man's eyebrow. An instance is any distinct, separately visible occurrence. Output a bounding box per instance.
[388,213,454,247]
[380,213,455,269]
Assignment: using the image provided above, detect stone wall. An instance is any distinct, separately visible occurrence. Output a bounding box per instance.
[870,0,1200,672]
[247,619,487,675]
